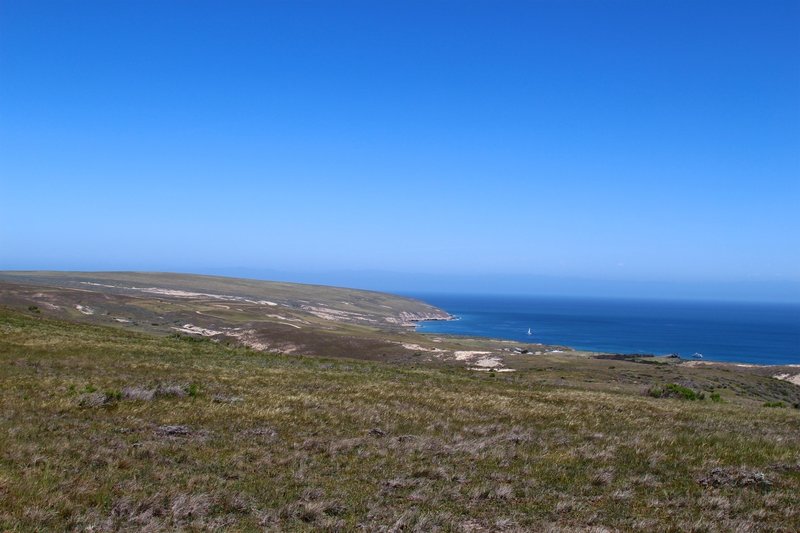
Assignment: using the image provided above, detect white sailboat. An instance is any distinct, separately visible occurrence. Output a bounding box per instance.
[527,328,532,336]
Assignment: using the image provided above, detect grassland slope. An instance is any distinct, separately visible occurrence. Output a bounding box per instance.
[0,271,450,324]
[1,309,798,531]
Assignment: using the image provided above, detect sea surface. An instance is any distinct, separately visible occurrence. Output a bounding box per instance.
[410,294,800,366]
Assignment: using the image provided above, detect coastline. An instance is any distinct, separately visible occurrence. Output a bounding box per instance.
[411,293,800,367]
[417,321,800,369]
[414,321,800,387]
[417,321,800,370]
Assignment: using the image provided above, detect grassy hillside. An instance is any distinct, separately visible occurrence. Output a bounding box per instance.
[0,272,568,370]
[1,308,798,531]
[0,271,449,322]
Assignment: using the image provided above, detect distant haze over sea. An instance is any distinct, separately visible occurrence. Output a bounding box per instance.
[2,265,798,304]
[184,268,800,305]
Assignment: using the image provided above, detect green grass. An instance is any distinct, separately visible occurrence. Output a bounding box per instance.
[1,308,799,531]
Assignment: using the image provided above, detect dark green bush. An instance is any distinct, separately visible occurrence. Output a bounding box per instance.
[648,383,701,400]
[666,383,699,400]
[763,401,785,408]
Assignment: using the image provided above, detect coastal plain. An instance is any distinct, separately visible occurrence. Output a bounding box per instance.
[0,272,798,530]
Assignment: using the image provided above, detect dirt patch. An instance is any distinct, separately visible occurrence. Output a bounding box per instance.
[698,467,771,489]
[156,425,192,437]
[122,384,188,401]
[241,427,278,440]
[212,393,243,404]
[77,392,112,408]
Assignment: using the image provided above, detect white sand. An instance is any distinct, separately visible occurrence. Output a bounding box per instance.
[302,305,375,323]
[266,314,305,323]
[399,343,446,353]
[79,282,283,307]
[171,324,224,337]
[453,351,492,361]
[774,373,800,386]
[474,357,504,368]
[79,282,117,288]
[449,350,517,372]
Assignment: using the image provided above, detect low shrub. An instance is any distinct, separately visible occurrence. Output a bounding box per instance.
[648,383,703,400]
[763,401,785,408]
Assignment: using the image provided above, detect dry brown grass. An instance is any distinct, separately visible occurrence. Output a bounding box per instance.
[1,308,799,531]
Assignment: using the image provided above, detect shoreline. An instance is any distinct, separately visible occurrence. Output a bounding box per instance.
[410,293,798,368]
[414,320,799,369]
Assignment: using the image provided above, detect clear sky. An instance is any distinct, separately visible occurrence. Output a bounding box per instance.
[1,1,798,301]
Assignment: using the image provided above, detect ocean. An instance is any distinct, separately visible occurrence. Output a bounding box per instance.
[409,294,800,366]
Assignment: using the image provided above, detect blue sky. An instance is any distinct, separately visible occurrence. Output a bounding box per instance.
[1,1,798,300]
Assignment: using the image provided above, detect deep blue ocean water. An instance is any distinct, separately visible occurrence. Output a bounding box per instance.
[409,294,800,366]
